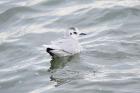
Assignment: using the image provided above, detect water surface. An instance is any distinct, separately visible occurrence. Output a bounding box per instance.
[0,0,140,93]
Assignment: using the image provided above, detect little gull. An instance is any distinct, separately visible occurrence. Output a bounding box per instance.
[46,27,86,57]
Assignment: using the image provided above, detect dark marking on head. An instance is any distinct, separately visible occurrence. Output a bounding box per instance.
[73,32,77,34]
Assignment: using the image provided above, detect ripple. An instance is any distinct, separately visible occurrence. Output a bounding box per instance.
[0,0,140,93]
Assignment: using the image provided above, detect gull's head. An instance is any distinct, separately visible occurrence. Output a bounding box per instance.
[65,27,86,39]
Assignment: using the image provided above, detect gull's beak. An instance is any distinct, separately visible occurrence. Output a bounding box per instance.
[79,33,87,35]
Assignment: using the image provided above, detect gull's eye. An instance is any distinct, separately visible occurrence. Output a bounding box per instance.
[73,32,77,34]
[70,33,72,35]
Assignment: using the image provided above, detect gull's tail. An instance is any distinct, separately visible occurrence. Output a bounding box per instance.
[46,48,55,56]
[43,44,60,57]
[43,44,72,57]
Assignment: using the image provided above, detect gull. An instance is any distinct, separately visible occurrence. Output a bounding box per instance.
[45,27,86,57]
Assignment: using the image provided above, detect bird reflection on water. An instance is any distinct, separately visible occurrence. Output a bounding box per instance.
[48,54,80,87]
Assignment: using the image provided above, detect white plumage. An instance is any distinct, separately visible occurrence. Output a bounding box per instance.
[45,27,86,57]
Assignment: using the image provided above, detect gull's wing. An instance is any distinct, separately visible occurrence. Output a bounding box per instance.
[51,38,81,54]
[44,38,81,57]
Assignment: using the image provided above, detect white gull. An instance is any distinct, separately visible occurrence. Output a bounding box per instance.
[45,27,86,57]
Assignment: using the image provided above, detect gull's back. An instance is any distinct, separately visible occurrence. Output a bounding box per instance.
[50,38,81,56]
